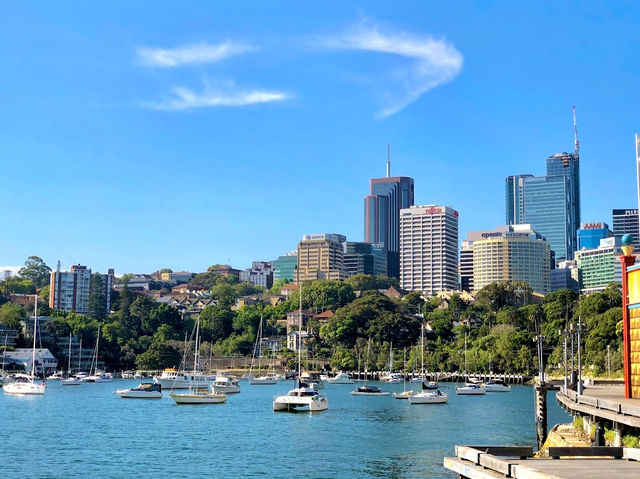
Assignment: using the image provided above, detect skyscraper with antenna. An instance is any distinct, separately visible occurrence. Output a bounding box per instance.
[364,144,414,278]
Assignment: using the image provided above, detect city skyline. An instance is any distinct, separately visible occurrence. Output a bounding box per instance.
[2,2,640,274]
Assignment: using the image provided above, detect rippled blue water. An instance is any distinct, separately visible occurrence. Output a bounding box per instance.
[0,380,569,478]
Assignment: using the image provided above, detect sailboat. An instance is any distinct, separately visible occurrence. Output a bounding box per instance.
[249,314,277,385]
[394,347,413,399]
[352,338,389,396]
[273,282,328,412]
[411,323,427,383]
[170,318,226,404]
[381,342,402,383]
[61,333,81,386]
[0,334,9,387]
[85,327,113,382]
[3,296,46,395]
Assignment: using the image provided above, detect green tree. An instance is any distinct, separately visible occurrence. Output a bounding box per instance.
[88,273,107,320]
[0,302,26,330]
[135,343,181,370]
[345,274,377,292]
[18,256,51,288]
[200,305,233,343]
[0,277,37,294]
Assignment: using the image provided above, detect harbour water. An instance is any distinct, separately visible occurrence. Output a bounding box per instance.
[0,380,569,478]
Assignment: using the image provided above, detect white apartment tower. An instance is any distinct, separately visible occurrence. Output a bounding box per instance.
[399,205,459,294]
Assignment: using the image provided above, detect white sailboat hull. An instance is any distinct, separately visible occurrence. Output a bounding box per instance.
[61,378,82,386]
[212,384,241,394]
[249,377,278,385]
[117,389,162,399]
[456,386,486,395]
[409,392,448,404]
[169,392,227,404]
[3,381,46,395]
[485,384,511,392]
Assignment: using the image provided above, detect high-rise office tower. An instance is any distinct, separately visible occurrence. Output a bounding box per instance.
[343,242,388,277]
[577,222,612,251]
[505,108,581,263]
[273,252,298,282]
[612,209,640,251]
[505,174,533,225]
[459,241,474,292]
[522,175,575,262]
[296,234,347,282]
[466,225,551,294]
[364,152,414,278]
[399,205,459,294]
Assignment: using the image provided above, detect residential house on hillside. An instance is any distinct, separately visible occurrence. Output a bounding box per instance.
[280,283,299,299]
[0,324,19,347]
[286,309,312,330]
[3,348,58,376]
[287,330,311,353]
[381,286,409,299]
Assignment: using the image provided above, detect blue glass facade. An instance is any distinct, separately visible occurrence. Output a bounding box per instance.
[577,224,611,251]
[546,152,580,228]
[364,176,414,278]
[273,255,298,282]
[505,174,533,225]
[523,175,575,262]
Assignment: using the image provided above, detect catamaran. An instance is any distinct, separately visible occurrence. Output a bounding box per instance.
[273,282,328,412]
[3,296,46,395]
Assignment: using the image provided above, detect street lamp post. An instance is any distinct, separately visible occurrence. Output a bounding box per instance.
[577,315,583,395]
[562,328,568,390]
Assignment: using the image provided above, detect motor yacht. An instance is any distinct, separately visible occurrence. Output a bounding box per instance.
[325,372,354,384]
[485,379,511,392]
[249,375,278,385]
[117,383,162,399]
[89,372,113,383]
[46,371,64,380]
[455,383,486,395]
[121,371,135,379]
[273,384,328,412]
[351,385,390,396]
[211,376,241,394]
[409,390,448,404]
[61,376,82,386]
[301,371,324,390]
[153,368,212,389]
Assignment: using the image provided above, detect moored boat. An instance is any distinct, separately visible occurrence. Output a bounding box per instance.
[485,379,511,392]
[393,390,414,399]
[117,382,162,399]
[211,375,241,394]
[154,368,212,390]
[170,390,227,404]
[351,385,390,396]
[273,384,328,412]
[409,390,448,404]
[456,383,486,395]
[325,371,354,384]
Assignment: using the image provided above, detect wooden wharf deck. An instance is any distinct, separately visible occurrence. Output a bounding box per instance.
[444,445,640,478]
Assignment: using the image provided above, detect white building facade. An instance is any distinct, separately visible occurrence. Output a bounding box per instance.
[399,205,459,294]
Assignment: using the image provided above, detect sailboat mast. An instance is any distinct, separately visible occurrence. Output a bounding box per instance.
[298,282,302,382]
[31,295,38,379]
[421,324,424,375]
[257,316,262,373]
[194,318,200,375]
[79,338,82,372]
[67,332,72,374]
[389,341,393,372]
[2,334,7,371]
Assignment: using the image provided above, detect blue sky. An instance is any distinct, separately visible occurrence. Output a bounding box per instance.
[1,1,639,275]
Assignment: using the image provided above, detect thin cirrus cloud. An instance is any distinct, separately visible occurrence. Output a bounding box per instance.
[147,83,290,111]
[136,41,253,67]
[316,21,463,118]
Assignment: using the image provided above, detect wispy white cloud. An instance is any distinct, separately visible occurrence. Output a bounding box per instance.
[315,20,463,117]
[137,41,253,67]
[146,81,290,111]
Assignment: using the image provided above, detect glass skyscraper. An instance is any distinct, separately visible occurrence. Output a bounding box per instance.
[522,175,575,262]
[612,209,640,251]
[364,176,414,278]
[505,174,533,225]
[546,152,580,228]
[577,222,612,251]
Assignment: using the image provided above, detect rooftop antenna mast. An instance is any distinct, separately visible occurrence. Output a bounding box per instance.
[386,143,390,178]
[573,105,579,158]
[56,260,61,273]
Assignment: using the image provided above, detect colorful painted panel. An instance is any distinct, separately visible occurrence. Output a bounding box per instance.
[631,307,640,397]
[629,269,640,306]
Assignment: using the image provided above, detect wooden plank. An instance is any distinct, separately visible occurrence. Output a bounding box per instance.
[598,398,622,413]
[548,446,623,459]
[465,446,533,457]
[456,445,481,464]
[577,395,598,407]
[443,457,507,479]
[620,403,640,417]
[478,454,512,475]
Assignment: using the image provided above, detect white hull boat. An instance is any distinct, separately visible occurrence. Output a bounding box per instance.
[154,369,212,390]
[211,376,241,394]
[325,372,354,384]
[456,384,486,395]
[273,386,328,412]
[46,371,64,380]
[249,376,278,385]
[90,373,113,383]
[61,377,82,386]
[409,391,448,404]
[3,376,46,395]
[351,385,390,396]
[170,391,226,404]
[393,390,414,399]
[117,383,162,399]
[485,380,511,392]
